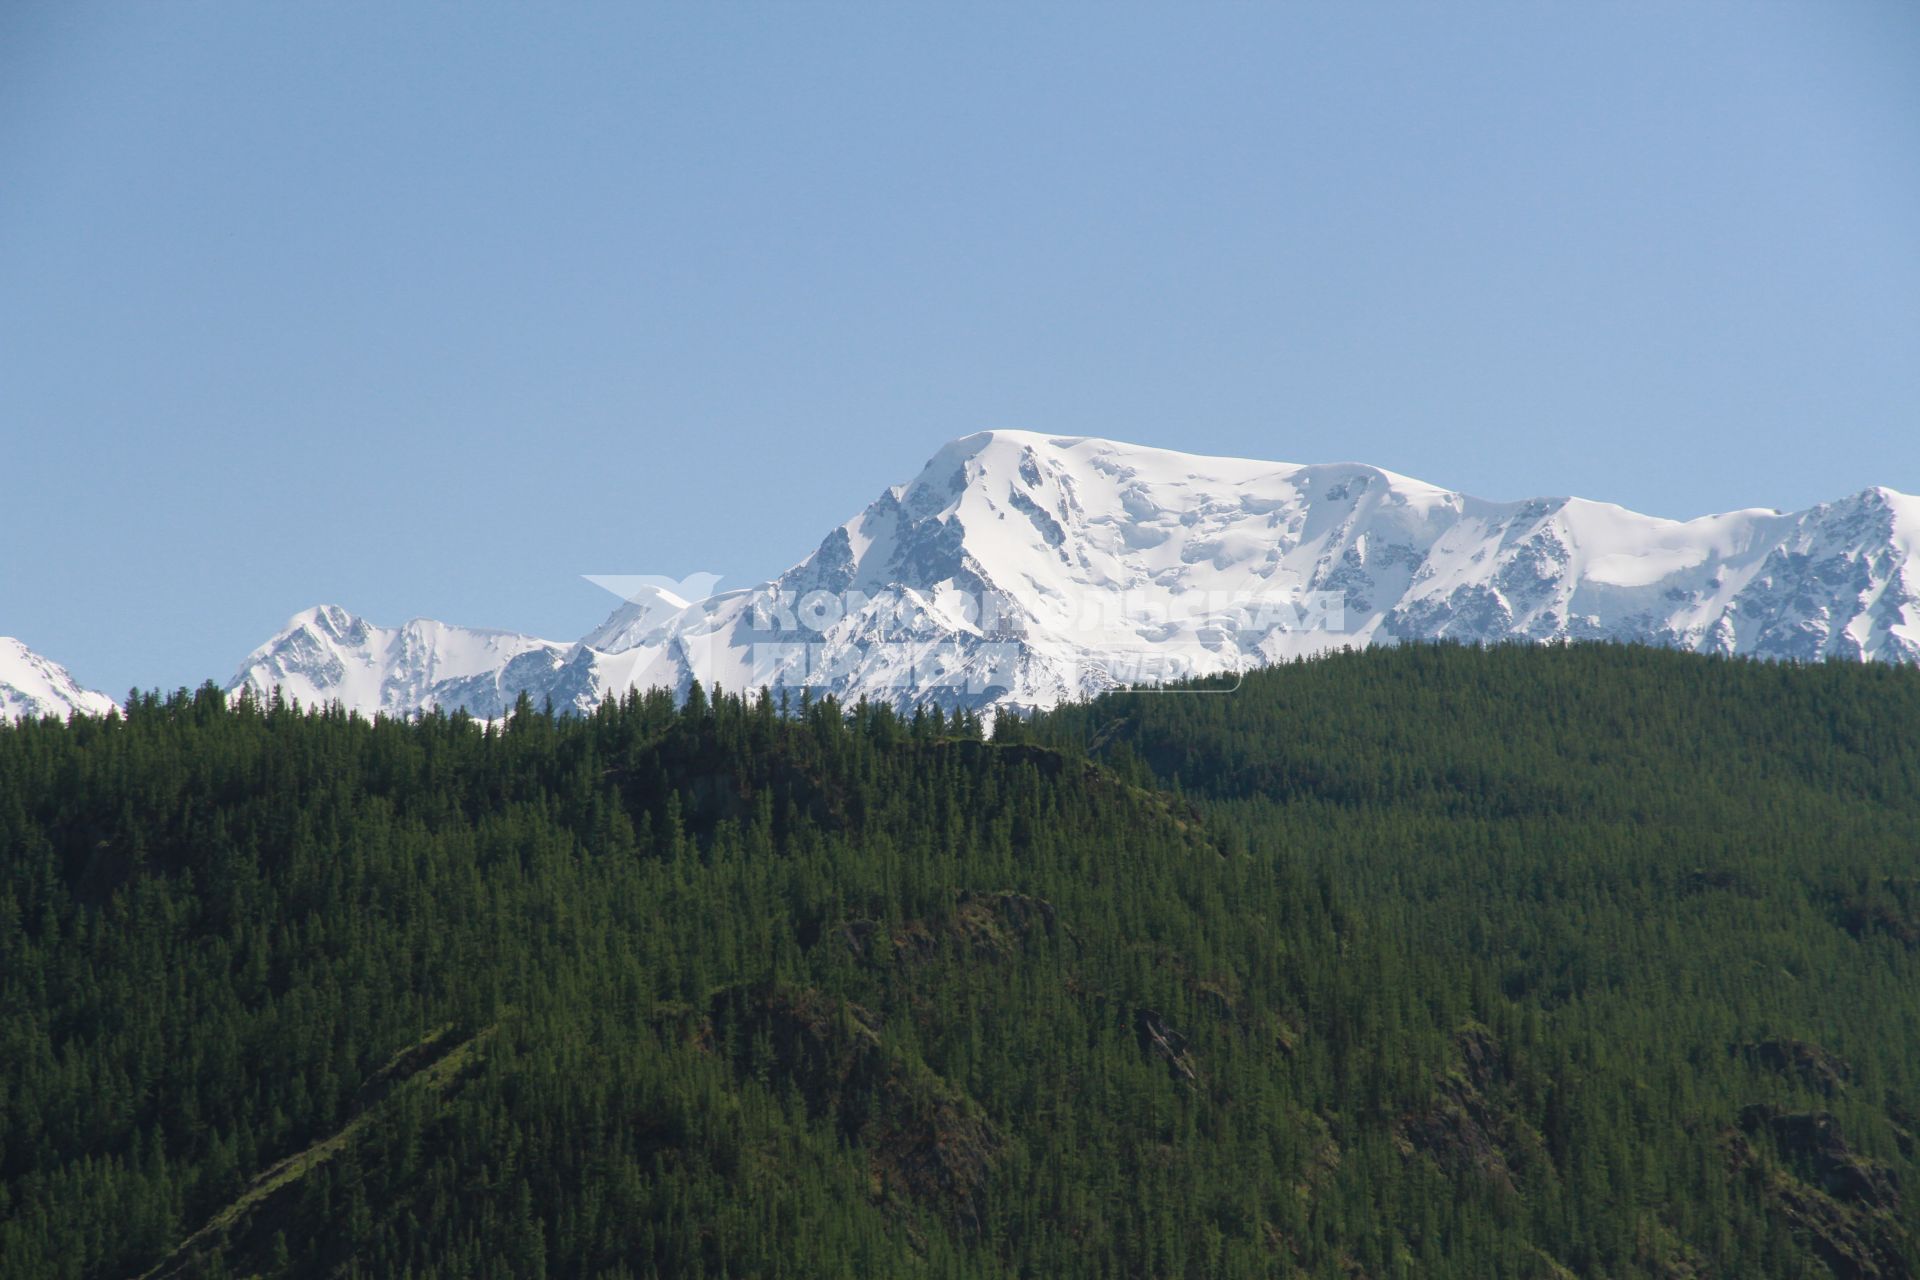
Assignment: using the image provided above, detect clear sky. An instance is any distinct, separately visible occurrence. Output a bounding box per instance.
[4,2,1917,696]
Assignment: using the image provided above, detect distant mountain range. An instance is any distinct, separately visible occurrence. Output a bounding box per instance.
[9,432,1918,720]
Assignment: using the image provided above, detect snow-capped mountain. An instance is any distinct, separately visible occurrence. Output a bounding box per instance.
[1,637,118,721]
[228,432,1920,716]
[228,604,606,719]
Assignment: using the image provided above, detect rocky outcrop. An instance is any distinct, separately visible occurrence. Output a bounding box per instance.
[1394,1024,1545,1196]
[707,984,1004,1230]
[1725,1107,1909,1279]
[1739,1107,1901,1215]
[1133,1008,1201,1088]
[1835,880,1920,949]
[837,889,1068,968]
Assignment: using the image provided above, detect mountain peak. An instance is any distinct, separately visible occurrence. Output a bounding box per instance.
[0,637,118,721]
[231,605,588,719]
[221,435,1920,717]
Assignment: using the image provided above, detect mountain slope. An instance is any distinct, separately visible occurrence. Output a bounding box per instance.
[9,647,1920,1277]
[230,432,1920,715]
[228,605,603,719]
[0,637,117,720]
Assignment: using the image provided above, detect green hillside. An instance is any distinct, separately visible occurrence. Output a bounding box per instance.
[3,644,1917,1277]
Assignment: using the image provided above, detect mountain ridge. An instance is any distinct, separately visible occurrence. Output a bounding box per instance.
[220,430,1920,717]
[0,637,118,721]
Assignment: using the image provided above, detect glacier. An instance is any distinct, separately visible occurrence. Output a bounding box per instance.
[224,431,1920,717]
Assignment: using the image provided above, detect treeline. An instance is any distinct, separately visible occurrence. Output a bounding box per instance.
[0,643,1916,1277]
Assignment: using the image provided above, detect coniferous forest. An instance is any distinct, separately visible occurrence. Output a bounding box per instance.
[2,642,1918,1278]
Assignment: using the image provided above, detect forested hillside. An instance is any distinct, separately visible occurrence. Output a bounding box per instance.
[3,644,1918,1277]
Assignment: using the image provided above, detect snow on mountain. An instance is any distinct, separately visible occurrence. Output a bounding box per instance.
[226,432,1920,716]
[0,637,118,721]
[580,432,1920,707]
[227,604,603,719]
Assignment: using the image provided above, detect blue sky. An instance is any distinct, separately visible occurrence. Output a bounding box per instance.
[4,2,1917,695]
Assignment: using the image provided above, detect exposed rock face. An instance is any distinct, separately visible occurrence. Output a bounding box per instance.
[1725,1107,1910,1279]
[1395,1024,1539,1195]
[837,890,1066,968]
[1133,1008,1201,1088]
[1739,1107,1902,1215]
[707,984,1003,1230]
[1835,879,1920,949]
